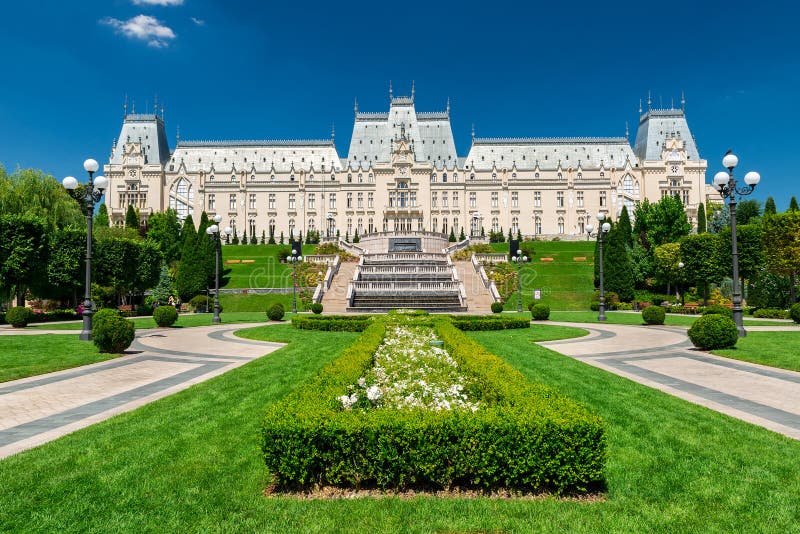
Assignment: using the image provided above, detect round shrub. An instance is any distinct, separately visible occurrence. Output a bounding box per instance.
[267,302,285,321]
[6,306,33,328]
[92,307,121,331]
[790,303,800,324]
[153,305,179,327]
[310,302,323,314]
[530,303,550,321]
[702,304,733,319]
[490,302,504,314]
[642,305,665,325]
[688,314,738,350]
[92,315,135,353]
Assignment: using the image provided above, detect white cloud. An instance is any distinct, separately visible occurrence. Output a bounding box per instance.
[190,17,205,26]
[101,15,176,48]
[132,0,184,5]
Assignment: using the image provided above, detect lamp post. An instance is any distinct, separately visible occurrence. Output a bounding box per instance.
[678,261,685,306]
[713,152,761,337]
[286,249,303,313]
[513,248,528,313]
[62,159,108,341]
[586,213,611,321]
[205,215,230,323]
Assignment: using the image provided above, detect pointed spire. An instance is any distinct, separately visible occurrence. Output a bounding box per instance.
[176,125,180,145]
[446,97,450,115]
[123,94,128,118]
[331,122,335,142]
[647,90,651,111]
[625,121,629,140]
[681,90,686,111]
[354,97,358,115]
[132,98,136,113]
[471,123,475,142]
[161,102,165,120]
[411,80,415,102]
[154,94,158,115]
[639,98,642,114]
[389,80,393,101]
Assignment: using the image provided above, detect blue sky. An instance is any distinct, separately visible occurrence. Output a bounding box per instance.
[1,0,798,206]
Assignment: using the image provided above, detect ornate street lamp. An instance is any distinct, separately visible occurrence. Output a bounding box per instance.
[586,213,611,321]
[205,215,230,323]
[62,159,108,341]
[286,249,303,313]
[513,248,528,313]
[713,152,761,337]
[678,261,685,306]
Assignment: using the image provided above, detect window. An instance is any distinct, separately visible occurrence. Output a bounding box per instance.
[347,218,352,235]
[492,173,497,181]
[442,192,448,207]
[410,191,417,207]
[600,191,607,207]
[534,191,541,207]
[368,192,374,208]
[432,218,438,233]
[347,174,352,183]
[309,175,314,182]
[347,192,353,209]
[623,175,634,194]
[250,219,256,236]
[368,217,374,233]
[442,173,447,183]
[399,191,407,207]
[308,218,316,231]
[453,192,459,207]
[577,172,583,181]
[249,194,256,210]
[268,194,275,210]
[169,177,194,220]
[358,173,363,183]
[452,218,458,234]
[453,173,458,182]
[329,193,336,210]
[229,194,236,211]
[368,173,374,183]
[492,217,499,233]
[682,190,690,205]
[557,191,564,208]
[512,172,517,179]
[557,172,563,180]
[357,192,363,208]
[431,173,437,183]
[357,218,363,234]
[230,175,236,182]
[431,192,437,208]
[491,192,498,207]
[442,218,448,234]
[308,193,315,209]
[577,191,584,207]
[289,193,295,210]
[511,191,518,208]
[209,174,215,182]
[535,216,542,235]
[288,219,295,236]
[578,218,585,234]
[389,192,396,207]
[558,217,565,234]
[512,217,519,235]
[469,192,476,208]
[207,194,215,211]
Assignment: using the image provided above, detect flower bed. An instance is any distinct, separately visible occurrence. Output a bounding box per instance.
[262,315,606,493]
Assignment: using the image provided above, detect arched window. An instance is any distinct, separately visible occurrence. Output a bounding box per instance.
[268,219,275,235]
[535,216,542,235]
[442,173,447,182]
[308,218,315,231]
[512,217,519,235]
[558,217,565,234]
[288,218,295,236]
[169,177,194,220]
[492,217,499,233]
[623,175,634,194]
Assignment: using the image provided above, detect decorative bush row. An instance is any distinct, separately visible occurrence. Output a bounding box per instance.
[262,316,606,493]
[702,304,733,319]
[292,315,373,332]
[752,308,790,319]
[448,315,530,331]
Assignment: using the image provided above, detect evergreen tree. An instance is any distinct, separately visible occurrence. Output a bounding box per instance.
[448,228,456,242]
[696,202,707,233]
[516,229,522,242]
[179,214,196,249]
[94,203,110,228]
[261,230,266,245]
[195,212,215,289]
[224,233,230,245]
[499,227,504,242]
[459,228,466,241]
[789,196,799,212]
[175,224,205,300]
[353,230,360,243]
[602,224,635,301]
[125,204,139,230]
[617,205,633,247]
[298,230,302,244]
[764,196,777,216]
[289,229,294,241]
[148,209,182,264]
[241,231,247,245]
[151,263,173,303]
[231,228,239,245]
[507,228,513,243]
[735,199,761,226]
[279,231,284,245]
[345,231,350,242]
[633,199,652,248]
[268,227,276,244]
[197,211,210,235]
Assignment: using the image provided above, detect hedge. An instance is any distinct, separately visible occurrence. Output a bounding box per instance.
[261,316,606,493]
[92,315,135,353]
[490,302,504,313]
[702,304,733,319]
[752,308,790,319]
[292,315,373,332]
[266,302,285,321]
[530,303,551,321]
[448,315,530,331]
[6,307,33,328]
[791,303,800,324]
[153,305,179,327]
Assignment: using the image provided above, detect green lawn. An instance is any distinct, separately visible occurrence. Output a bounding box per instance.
[222,244,317,288]
[713,331,800,372]
[2,323,799,532]
[0,336,118,383]
[29,310,292,331]
[548,310,792,327]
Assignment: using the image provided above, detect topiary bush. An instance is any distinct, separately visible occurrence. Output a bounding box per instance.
[188,294,213,312]
[92,308,120,331]
[267,302,285,321]
[153,305,179,327]
[641,305,665,325]
[688,314,738,350]
[790,303,800,324]
[6,306,33,328]
[92,315,135,353]
[531,303,550,321]
[702,304,733,319]
[310,302,323,314]
[490,302,504,314]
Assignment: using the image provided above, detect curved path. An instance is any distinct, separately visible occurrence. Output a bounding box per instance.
[540,322,800,440]
[0,324,282,459]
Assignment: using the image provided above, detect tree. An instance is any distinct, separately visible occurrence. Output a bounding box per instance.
[0,214,49,305]
[241,231,248,245]
[147,209,182,264]
[646,196,691,248]
[719,224,764,298]
[151,264,173,303]
[125,204,139,230]
[136,240,163,296]
[789,196,799,212]
[94,236,141,303]
[617,205,633,247]
[459,228,466,241]
[628,242,654,289]
[602,225,635,301]
[180,214,197,249]
[261,230,266,245]
[707,204,730,234]
[680,233,725,304]
[764,196,777,216]
[279,231,284,245]
[175,225,205,301]
[653,242,683,296]
[507,228,513,243]
[353,230,360,243]
[449,228,456,242]
[633,199,652,249]
[735,199,761,226]
[762,211,800,303]
[250,232,257,245]
[696,203,707,233]
[0,168,84,229]
[94,203,110,228]
[516,229,522,242]
[231,228,239,245]
[268,227,276,245]
[194,212,215,289]
[46,227,87,304]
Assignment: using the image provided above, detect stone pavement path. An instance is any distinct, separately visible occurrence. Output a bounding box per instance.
[0,324,282,459]
[540,322,800,440]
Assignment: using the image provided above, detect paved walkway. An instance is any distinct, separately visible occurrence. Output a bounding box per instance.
[540,322,800,440]
[0,324,282,459]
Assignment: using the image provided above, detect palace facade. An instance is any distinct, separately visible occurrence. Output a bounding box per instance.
[104,90,707,239]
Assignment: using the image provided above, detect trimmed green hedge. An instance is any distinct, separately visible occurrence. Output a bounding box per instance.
[702,304,733,319]
[292,315,373,332]
[448,315,530,331]
[642,306,665,325]
[530,303,551,321]
[261,316,606,493]
[153,305,178,327]
[752,308,789,319]
[6,306,33,328]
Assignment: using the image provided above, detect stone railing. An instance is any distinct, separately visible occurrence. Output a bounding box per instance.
[471,254,501,302]
[351,281,462,293]
[364,252,448,263]
[359,265,452,275]
[338,239,366,256]
[474,253,508,264]
[310,254,341,303]
[443,238,470,255]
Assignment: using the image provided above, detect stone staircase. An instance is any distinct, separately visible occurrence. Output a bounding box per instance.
[453,261,495,313]
[320,261,357,314]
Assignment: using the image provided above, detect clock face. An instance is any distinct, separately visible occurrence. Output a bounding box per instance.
[670,165,679,174]
[128,169,137,179]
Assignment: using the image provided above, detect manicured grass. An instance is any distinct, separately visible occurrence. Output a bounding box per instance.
[218,293,308,313]
[222,244,317,288]
[548,310,792,327]
[0,335,119,383]
[713,331,800,372]
[29,311,287,331]
[2,322,799,531]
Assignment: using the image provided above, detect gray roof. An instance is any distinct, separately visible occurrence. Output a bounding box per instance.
[465,136,636,171]
[110,114,171,166]
[633,108,700,161]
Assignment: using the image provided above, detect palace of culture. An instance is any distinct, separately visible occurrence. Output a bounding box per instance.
[104,86,707,240]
